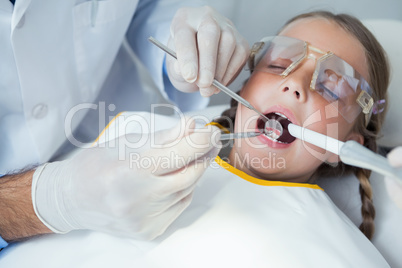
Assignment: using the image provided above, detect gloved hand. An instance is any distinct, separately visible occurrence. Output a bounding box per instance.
[166,6,249,97]
[32,120,221,240]
[384,147,402,209]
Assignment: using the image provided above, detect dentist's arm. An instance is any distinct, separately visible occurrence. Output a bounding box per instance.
[0,171,52,242]
[166,6,249,97]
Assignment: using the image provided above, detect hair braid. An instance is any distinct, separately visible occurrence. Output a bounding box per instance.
[356,168,375,239]
[354,126,379,239]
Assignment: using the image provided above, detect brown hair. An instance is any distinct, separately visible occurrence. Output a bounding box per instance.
[215,11,389,240]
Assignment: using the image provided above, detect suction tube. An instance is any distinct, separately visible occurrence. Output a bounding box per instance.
[287,123,402,182]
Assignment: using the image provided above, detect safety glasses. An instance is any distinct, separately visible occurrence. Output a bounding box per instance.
[247,36,383,125]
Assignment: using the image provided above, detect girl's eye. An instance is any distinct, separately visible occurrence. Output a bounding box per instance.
[268,64,286,70]
[267,64,287,74]
[266,60,289,74]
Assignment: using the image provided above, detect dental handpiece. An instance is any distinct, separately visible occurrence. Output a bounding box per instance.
[287,123,402,182]
[147,37,271,123]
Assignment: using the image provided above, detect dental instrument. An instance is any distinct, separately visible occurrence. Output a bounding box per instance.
[147,37,274,128]
[286,123,402,182]
[220,132,262,141]
[264,119,283,140]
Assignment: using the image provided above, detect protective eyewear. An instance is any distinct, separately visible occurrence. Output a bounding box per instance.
[247,36,384,125]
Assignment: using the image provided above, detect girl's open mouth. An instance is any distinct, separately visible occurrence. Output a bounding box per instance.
[256,112,296,144]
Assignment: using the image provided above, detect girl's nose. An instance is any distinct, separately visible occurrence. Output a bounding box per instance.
[280,75,309,102]
[282,86,305,101]
[280,61,315,102]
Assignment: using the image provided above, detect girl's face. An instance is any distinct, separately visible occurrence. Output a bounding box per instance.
[230,18,367,182]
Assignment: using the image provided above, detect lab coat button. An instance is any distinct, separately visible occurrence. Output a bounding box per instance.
[16,15,25,28]
[32,104,48,119]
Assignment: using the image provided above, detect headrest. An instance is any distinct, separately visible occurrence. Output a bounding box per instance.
[363,20,402,148]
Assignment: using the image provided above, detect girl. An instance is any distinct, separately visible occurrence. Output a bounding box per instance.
[215,11,389,240]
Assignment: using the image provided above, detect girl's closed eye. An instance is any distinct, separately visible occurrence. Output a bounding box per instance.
[268,63,287,71]
[264,58,292,74]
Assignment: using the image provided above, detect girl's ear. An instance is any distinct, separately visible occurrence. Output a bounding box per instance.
[346,132,364,145]
[326,132,364,164]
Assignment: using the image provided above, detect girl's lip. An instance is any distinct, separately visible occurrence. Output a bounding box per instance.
[262,105,299,126]
[256,133,293,149]
[254,105,299,148]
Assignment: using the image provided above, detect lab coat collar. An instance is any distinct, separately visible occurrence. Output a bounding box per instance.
[11,0,31,30]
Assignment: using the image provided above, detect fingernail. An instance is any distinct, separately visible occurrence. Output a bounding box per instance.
[182,63,197,83]
[198,72,213,88]
[200,87,215,97]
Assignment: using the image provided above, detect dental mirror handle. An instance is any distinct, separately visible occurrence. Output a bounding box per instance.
[211,80,269,120]
[288,123,402,182]
[148,36,270,122]
[220,132,261,141]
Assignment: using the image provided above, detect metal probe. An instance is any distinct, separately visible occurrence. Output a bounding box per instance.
[220,132,262,141]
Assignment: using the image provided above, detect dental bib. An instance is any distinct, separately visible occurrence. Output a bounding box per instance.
[143,154,387,267]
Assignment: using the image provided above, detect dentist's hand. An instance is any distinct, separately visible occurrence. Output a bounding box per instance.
[384,147,402,209]
[32,120,221,240]
[166,6,249,97]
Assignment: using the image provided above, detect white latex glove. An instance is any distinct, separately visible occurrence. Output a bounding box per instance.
[32,121,221,240]
[167,6,250,97]
[384,147,402,209]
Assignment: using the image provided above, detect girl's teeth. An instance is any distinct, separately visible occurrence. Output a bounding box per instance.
[274,112,288,119]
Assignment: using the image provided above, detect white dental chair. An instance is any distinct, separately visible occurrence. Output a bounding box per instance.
[0,20,401,268]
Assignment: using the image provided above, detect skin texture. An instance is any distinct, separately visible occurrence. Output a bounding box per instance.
[229,18,366,183]
[0,170,51,242]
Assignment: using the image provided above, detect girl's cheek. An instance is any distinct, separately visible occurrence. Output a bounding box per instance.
[241,74,271,99]
[236,105,253,130]
[303,102,348,141]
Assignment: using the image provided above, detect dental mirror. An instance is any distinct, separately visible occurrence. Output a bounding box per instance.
[264,119,283,140]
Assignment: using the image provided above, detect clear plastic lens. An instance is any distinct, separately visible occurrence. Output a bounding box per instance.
[313,54,368,122]
[252,36,305,74]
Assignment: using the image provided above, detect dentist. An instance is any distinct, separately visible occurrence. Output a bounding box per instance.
[0,0,249,248]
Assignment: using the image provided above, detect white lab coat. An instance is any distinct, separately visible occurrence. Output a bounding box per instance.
[0,0,207,174]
